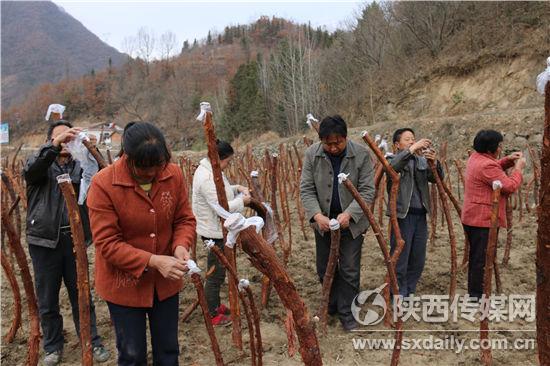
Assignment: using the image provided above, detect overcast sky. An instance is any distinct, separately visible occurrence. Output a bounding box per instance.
[54,1,364,57]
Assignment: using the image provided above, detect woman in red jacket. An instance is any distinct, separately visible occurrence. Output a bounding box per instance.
[87,122,196,366]
[461,130,525,300]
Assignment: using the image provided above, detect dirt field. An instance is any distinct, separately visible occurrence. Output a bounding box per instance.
[1,192,539,365]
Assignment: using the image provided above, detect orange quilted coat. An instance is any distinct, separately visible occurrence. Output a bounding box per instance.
[87,156,196,307]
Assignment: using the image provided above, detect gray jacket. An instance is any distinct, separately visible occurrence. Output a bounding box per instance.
[24,143,93,248]
[300,140,375,238]
[386,149,444,219]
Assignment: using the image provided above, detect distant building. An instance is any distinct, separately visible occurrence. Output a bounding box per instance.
[87,122,123,146]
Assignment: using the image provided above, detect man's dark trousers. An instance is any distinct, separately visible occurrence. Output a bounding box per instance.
[390,212,428,298]
[315,229,364,323]
[28,230,102,353]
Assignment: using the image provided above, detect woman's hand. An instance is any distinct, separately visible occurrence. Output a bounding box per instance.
[508,151,523,161]
[174,246,190,262]
[148,255,188,280]
[237,185,251,196]
[514,157,526,171]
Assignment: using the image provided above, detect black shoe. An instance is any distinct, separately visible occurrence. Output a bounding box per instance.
[341,318,359,332]
[328,306,337,316]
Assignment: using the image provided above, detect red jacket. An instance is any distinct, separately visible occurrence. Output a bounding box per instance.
[87,156,196,307]
[461,152,522,228]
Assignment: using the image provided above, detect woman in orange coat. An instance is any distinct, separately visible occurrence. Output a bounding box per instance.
[461,129,525,300]
[87,122,196,366]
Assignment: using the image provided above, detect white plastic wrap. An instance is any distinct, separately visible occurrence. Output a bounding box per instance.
[536,56,550,95]
[45,104,66,121]
[337,173,349,184]
[196,102,212,122]
[65,132,99,204]
[329,218,340,231]
[187,259,202,275]
[223,212,264,248]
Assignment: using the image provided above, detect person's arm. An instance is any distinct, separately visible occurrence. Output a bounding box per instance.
[343,154,375,223]
[23,143,60,185]
[388,149,412,173]
[498,156,515,170]
[171,169,197,254]
[87,177,153,278]
[299,149,322,222]
[200,175,244,213]
[480,161,523,195]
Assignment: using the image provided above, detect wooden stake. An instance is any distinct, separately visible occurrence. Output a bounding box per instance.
[189,272,224,366]
[428,160,457,298]
[1,183,40,366]
[1,249,22,343]
[57,175,93,366]
[536,80,550,365]
[201,110,242,350]
[480,181,502,366]
[316,221,340,333]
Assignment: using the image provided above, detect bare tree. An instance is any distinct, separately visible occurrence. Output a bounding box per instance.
[121,36,136,58]
[159,31,177,60]
[353,1,391,69]
[136,27,157,66]
[390,2,461,57]
[263,30,323,135]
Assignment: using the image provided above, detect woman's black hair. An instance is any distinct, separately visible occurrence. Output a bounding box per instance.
[117,121,137,158]
[473,129,503,154]
[123,122,171,168]
[392,128,415,144]
[318,115,347,139]
[47,120,73,140]
[216,139,234,160]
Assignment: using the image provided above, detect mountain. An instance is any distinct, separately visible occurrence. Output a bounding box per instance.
[1,1,127,107]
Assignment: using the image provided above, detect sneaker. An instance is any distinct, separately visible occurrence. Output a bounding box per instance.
[341,318,359,332]
[216,304,230,315]
[93,345,111,363]
[211,314,232,327]
[42,350,62,366]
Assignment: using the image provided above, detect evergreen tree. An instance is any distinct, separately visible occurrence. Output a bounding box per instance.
[220,61,269,141]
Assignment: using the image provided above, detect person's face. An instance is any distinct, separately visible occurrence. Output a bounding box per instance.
[321,134,347,156]
[129,161,166,184]
[220,155,233,170]
[50,125,70,156]
[395,131,415,151]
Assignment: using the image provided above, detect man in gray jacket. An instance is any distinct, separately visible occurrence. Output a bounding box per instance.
[300,115,375,331]
[387,128,443,298]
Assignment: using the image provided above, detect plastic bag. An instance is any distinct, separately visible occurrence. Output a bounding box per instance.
[66,132,99,204]
[536,56,550,95]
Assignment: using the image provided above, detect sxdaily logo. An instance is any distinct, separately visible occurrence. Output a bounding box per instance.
[351,283,387,325]
[351,285,536,326]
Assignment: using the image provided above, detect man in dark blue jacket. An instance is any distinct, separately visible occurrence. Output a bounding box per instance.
[24,120,110,366]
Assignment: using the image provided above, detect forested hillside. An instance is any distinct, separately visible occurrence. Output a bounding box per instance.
[3,2,549,149]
